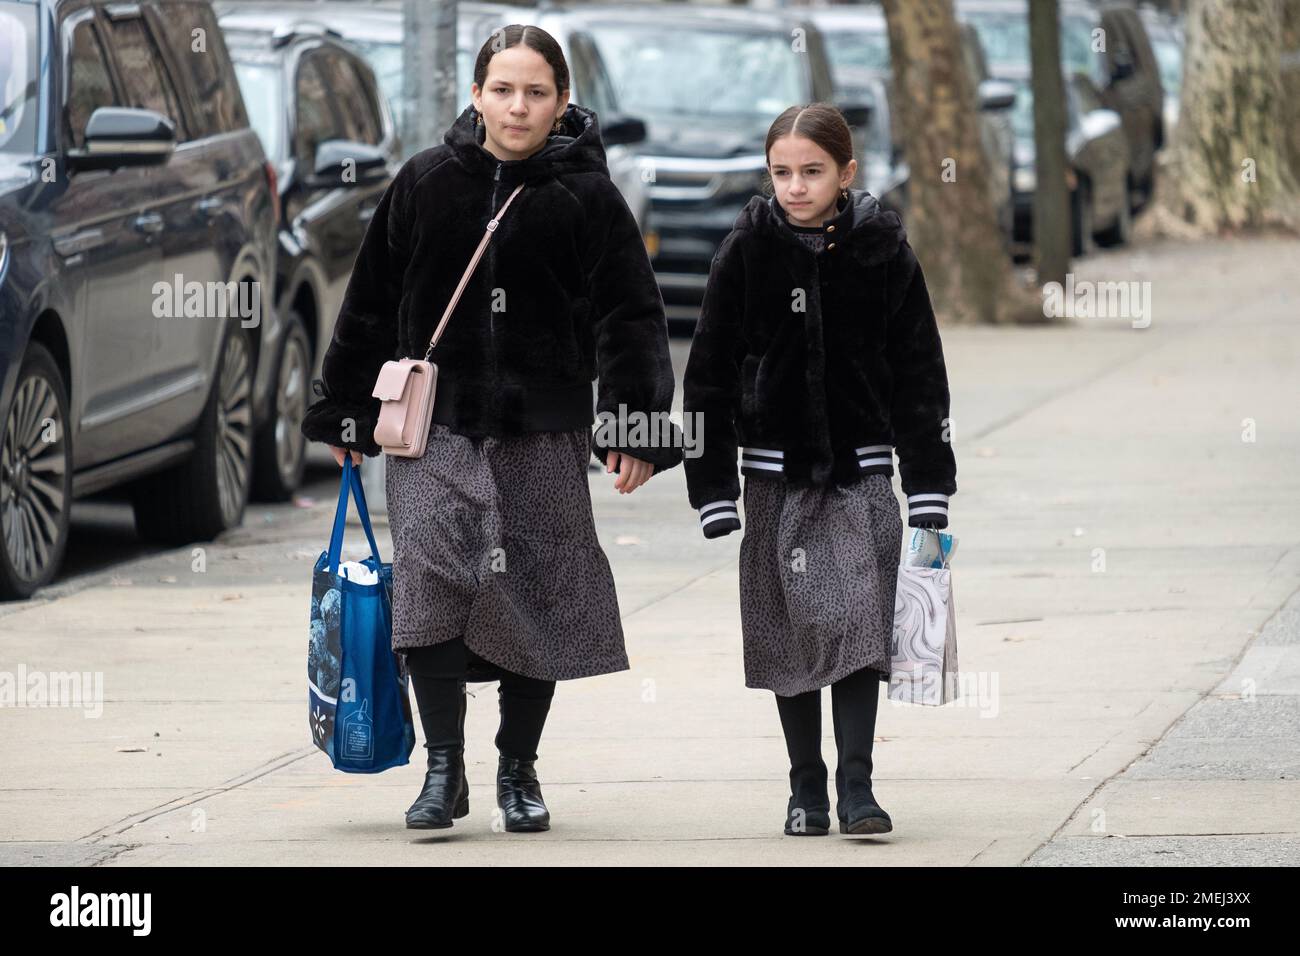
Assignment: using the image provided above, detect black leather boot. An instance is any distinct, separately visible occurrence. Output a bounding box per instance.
[775,690,831,836]
[832,667,892,835]
[406,681,469,829]
[496,756,550,832]
[493,669,554,832]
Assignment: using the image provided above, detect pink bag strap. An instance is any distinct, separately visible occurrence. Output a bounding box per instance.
[422,182,526,361]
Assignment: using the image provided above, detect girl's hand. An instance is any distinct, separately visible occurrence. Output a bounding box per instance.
[606,451,654,494]
[329,445,364,468]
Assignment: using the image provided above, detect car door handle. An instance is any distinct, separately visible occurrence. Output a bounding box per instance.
[133,212,165,234]
[53,228,107,258]
[195,196,223,216]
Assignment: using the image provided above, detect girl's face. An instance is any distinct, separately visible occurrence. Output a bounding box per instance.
[471,45,570,162]
[767,134,857,227]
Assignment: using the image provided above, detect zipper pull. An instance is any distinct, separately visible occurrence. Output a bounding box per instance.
[495,162,502,182]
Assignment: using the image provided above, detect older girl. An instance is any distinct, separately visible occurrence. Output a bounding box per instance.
[303,25,680,833]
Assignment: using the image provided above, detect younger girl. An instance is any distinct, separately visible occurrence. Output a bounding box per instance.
[684,104,956,837]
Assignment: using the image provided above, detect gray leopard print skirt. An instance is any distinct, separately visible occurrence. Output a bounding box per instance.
[384,422,629,682]
[738,472,903,697]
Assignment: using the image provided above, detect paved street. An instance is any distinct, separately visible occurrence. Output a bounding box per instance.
[2,236,1298,865]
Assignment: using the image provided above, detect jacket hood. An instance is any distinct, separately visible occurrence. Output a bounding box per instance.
[446,101,611,185]
[738,187,908,267]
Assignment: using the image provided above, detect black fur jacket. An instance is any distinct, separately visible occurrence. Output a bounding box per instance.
[300,101,682,472]
[683,188,957,537]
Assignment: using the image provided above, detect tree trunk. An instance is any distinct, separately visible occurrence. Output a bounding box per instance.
[1030,0,1071,286]
[1282,0,1300,181]
[880,0,1040,324]
[1152,0,1300,233]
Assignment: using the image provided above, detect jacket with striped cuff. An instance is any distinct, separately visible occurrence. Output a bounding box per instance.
[683,189,956,537]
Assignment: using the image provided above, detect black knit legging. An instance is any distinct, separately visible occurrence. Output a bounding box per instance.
[405,638,555,762]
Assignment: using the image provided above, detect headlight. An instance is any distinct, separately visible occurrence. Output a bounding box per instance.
[716,167,766,196]
[1013,167,1037,193]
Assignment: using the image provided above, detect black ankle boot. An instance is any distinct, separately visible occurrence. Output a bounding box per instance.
[832,666,893,835]
[496,756,550,832]
[785,791,831,836]
[406,681,468,829]
[838,790,892,835]
[775,689,831,836]
[406,745,469,829]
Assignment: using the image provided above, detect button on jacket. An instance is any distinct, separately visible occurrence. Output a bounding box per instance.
[300,102,683,472]
[683,188,957,536]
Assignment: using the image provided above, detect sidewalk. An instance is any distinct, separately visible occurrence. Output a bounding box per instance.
[2,236,1297,865]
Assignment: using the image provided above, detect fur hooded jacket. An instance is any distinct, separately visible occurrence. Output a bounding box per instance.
[683,188,957,537]
[300,101,683,472]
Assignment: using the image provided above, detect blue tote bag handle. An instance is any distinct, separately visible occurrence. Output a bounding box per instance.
[326,456,384,575]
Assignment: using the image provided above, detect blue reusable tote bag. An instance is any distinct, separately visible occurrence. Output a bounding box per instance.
[307,456,415,772]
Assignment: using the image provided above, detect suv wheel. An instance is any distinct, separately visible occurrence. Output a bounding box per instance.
[132,325,253,544]
[0,344,72,600]
[252,309,310,501]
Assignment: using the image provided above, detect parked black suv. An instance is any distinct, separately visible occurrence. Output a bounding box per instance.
[576,2,849,322]
[219,14,400,499]
[0,0,278,599]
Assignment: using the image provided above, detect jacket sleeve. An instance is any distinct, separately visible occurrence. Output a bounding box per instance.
[885,239,957,529]
[586,177,684,474]
[300,160,414,457]
[683,230,746,538]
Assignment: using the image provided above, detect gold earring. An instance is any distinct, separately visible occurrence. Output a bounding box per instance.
[841,187,850,201]
[474,110,482,128]
[553,115,563,132]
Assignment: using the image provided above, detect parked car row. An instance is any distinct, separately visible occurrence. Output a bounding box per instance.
[957,0,1168,250]
[0,0,1184,598]
[1,0,280,599]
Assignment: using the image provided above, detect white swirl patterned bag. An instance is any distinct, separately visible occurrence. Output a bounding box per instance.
[889,531,960,705]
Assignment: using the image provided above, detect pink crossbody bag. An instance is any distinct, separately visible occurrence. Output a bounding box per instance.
[371,183,526,458]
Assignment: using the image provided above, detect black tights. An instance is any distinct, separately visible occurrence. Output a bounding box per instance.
[774,665,883,814]
[404,639,555,762]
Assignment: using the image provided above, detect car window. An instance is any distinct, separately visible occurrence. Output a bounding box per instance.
[294,50,344,169]
[1,1,39,154]
[318,48,379,146]
[232,59,283,160]
[348,59,385,145]
[589,23,805,121]
[567,33,608,116]
[153,2,248,137]
[103,9,187,140]
[63,14,119,150]
[823,27,891,74]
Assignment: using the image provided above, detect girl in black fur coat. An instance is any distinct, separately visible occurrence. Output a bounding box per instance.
[683,104,957,837]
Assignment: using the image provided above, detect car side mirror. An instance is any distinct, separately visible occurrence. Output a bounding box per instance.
[837,102,874,129]
[67,107,176,171]
[978,79,1017,111]
[304,140,389,189]
[601,115,648,147]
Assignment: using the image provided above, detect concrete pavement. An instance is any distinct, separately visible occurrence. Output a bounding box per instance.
[2,235,1298,865]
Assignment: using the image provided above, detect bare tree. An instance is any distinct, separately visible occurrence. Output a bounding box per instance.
[1029,0,1071,286]
[880,0,1039,324]
[1149,0,1300,234]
